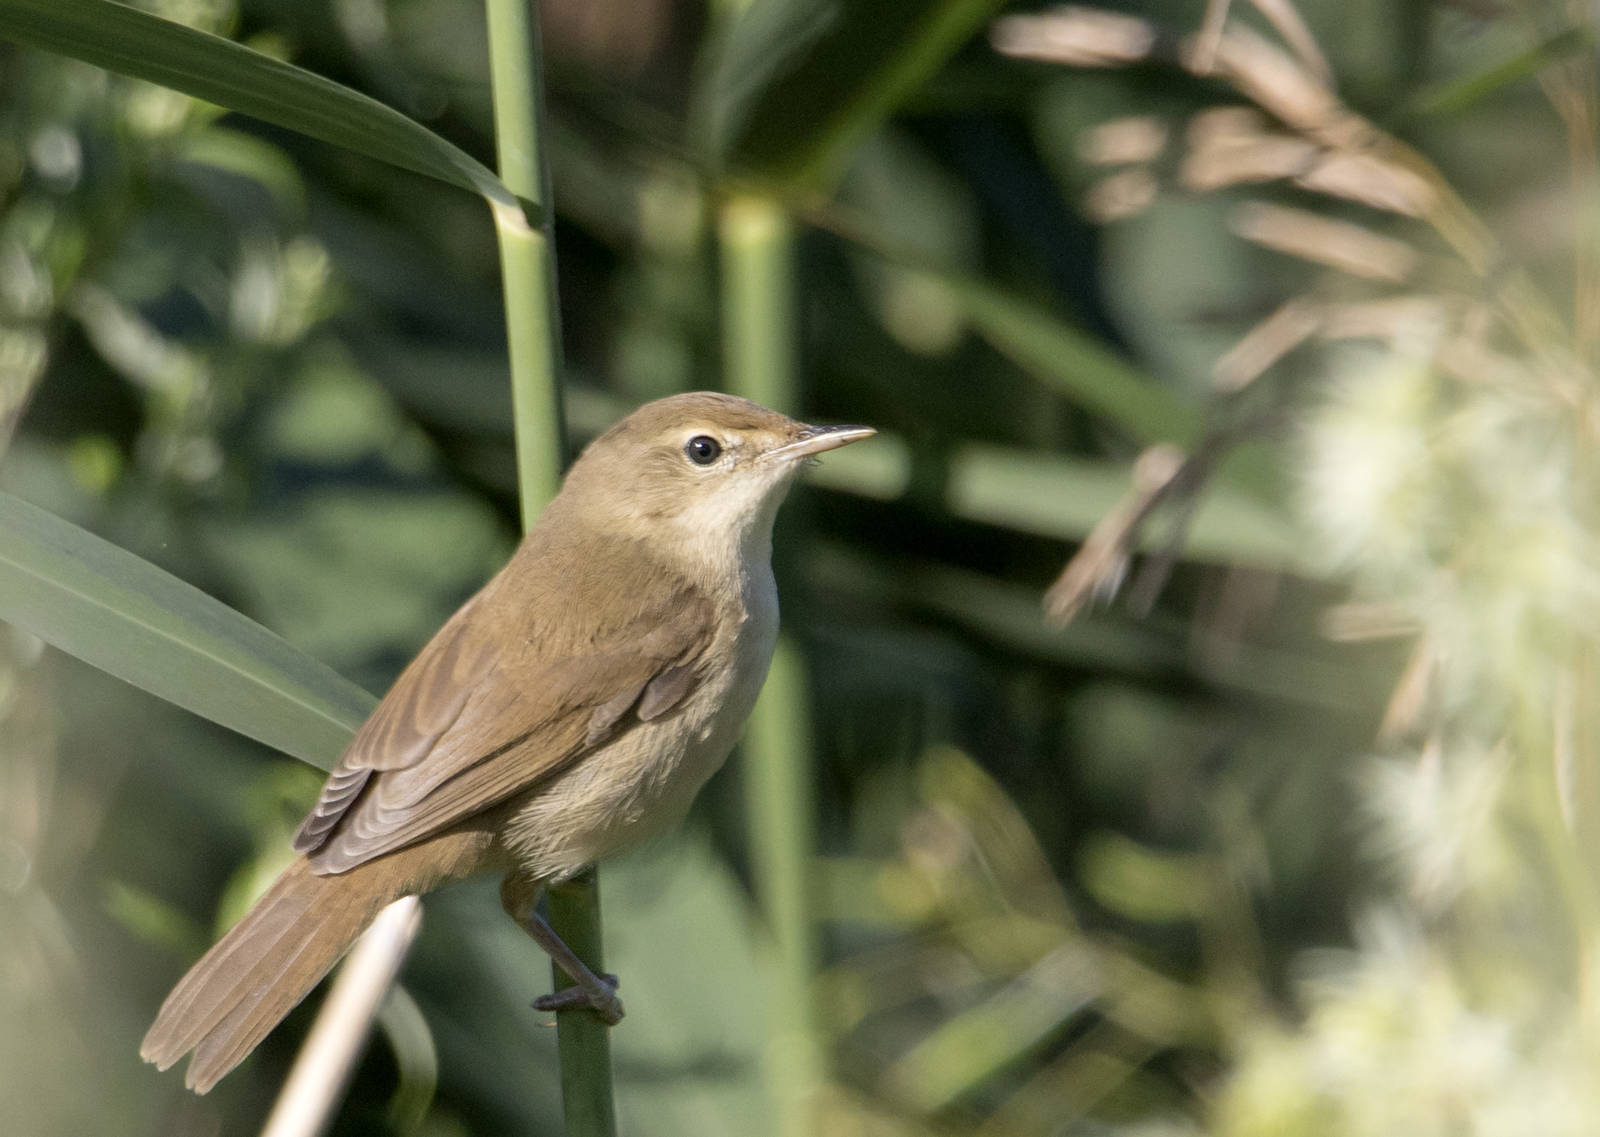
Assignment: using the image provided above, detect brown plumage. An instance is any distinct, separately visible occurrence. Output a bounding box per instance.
[140,392,873,1092]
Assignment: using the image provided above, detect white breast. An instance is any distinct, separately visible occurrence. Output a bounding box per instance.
[503,563,780,882]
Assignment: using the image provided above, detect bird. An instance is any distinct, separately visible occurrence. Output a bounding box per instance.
[140,391,874,1093]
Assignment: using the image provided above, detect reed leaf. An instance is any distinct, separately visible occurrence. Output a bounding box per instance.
[0,0,520,210]
[702,0,1006,190]
[0,490,372,769]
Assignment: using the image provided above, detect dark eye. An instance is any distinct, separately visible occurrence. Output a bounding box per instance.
[685,435,721,465]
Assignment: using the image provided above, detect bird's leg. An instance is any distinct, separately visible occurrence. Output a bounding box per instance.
[522,908,623,1023]
[500,873,624,1025]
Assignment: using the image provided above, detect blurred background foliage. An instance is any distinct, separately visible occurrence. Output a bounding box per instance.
[1,0,1597,1134]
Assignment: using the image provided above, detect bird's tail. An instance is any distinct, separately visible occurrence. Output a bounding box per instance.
[141,829,490,1093]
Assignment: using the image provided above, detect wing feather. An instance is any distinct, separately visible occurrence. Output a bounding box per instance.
[294,532,718,875]
[292,594,496,855]
[637,662,700,720]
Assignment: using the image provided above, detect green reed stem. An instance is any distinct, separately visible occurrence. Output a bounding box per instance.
[545,873,617,1137]
[719,194,824,1137]
[484,2,615,1134]
[485,0,567,520]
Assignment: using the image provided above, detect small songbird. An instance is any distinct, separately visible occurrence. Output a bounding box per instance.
[141,392,873,1092]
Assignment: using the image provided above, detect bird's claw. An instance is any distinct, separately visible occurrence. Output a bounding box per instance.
[533,973,623,1024]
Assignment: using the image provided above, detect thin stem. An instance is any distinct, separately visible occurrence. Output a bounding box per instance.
[260,898,424,1137]
[546,873,618,1137]
[742,642,824,1135]
[721,198,797,408]
[485,0,567,519]
[484,1,616,1133]
[719,194,824,1137]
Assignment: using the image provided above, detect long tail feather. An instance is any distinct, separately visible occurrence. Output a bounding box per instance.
[141,829,492,1093]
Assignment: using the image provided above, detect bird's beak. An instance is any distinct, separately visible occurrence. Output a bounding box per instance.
[765,423,876,463]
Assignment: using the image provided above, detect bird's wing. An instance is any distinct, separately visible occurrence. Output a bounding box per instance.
[293,537,717,874]
[290,592,498,855]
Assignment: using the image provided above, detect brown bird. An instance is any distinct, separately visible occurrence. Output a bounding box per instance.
[141,392,873,1092]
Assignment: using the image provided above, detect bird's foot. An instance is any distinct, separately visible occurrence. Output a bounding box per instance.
[534,973,624,1024]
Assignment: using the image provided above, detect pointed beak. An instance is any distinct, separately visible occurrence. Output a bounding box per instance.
[765,423,876,463]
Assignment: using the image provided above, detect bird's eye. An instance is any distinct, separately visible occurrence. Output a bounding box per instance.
[684,435,722,465]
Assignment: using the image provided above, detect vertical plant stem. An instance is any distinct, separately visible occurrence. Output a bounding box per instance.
[538,869,615,1137]
[741,641,822,1135]
[261,898,424,1137]
[719,194,824,1137]
[545,874,616,1135]
[721,198,796,411]
[484,2,616,1134]
[485,0,567,519]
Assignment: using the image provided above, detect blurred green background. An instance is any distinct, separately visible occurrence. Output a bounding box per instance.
[4,0,1599,1133]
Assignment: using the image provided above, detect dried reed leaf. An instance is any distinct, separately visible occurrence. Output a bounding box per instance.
[1318,296,1450,344]
[1043,528,1131,626]
[1320,601,1422,642]
[1434,339,1594,425]
[1231,201,1419,281]
[1378,638,1436,744]
[1295,151,1436,216]
[1554,662,1576,831]
[990,7,1158,68]
[1043,445,1185,625]
[1187,106,1269,144]
[1182,130,1318,191]
[1433,337,1540,389]
[1192,0,1232,74]
[1084,169,1159,223]
[1181,122,1435,215]
[1190,23,1367,148]
[992,6,1464,255]
[1249,0,1333,85]
[1213,297,1323,390]
[1079,116,1168,165]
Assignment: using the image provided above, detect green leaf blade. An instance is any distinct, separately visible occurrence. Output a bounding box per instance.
[0,0,518,208]
[703,0,1005,191]
[0,491,374,769]
[1406,25,1594,120]
[950,278,1206,450]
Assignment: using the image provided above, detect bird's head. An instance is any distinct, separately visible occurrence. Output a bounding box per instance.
[552,392,874,571]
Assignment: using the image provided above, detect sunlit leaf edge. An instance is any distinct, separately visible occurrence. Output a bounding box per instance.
[0,490,374,769]
[0,0,519,210]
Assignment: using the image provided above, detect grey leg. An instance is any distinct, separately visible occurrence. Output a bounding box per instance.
[500,873,624,1025]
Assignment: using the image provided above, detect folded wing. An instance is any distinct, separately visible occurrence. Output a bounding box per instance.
[293,532,717,875]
